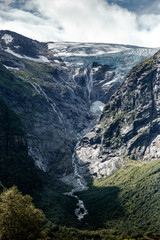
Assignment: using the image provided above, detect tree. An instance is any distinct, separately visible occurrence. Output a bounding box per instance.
[0,186,46,240]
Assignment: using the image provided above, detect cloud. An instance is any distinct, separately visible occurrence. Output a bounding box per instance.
[0,0,14,9]
[141,0,160,14]
[0,0,15,4]
[0,0,160,47]
[0,4,62,41]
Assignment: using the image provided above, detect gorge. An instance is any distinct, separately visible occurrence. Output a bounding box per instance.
[0,30,158,179]
[1,30,160,238]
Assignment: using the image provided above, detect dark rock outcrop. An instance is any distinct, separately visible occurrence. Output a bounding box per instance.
[0,95,42,194]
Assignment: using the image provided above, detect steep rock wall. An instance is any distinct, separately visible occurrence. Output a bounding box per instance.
[76,51,160,178]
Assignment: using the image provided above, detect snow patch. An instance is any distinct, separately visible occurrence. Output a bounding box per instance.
[5,47,50,63]
[1,34,14,44]
[54,59,61,64]
[5,47,22,58]
[14,46,20,49]
[38,55,50,63]
[48,42,127,57]
[93,66,100,72]
[102,77,119,86]
[90,101,105,114]
[3,65,19,71]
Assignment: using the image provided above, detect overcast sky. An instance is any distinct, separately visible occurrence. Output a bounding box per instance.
[0,0,160,47]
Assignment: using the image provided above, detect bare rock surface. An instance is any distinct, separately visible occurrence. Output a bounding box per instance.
[76,51,160,178]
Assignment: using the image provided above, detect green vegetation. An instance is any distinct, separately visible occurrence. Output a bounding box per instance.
[102,112,125,147]
[36,179,79,227]
[46,224,160,240]
[0,64,47,119]
[128,58,155,79]
[0,63,30,95]
[78,159,160,237]
[12,60,68,96]
[1,184,160,240]
[0,186,45,240]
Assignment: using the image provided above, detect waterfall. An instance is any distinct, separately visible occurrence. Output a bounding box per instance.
[85,65,93,106]
[29,82,63,123]
[63,117,99,220]
[72,68,80,85]
[64,137,88,220]
[29,72,94,221]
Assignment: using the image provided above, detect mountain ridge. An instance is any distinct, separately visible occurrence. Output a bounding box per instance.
[0,30,158,179]
[1,30,160,238]
[76,50,160,178]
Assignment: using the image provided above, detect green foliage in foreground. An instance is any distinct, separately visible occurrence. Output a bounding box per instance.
[46,224,160,240]
[0,186,45,240]
[78,159,160,237]
[35,178,79,227]
[0,186,160,240]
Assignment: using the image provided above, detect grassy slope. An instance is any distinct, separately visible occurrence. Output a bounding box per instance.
[77,159,160,237]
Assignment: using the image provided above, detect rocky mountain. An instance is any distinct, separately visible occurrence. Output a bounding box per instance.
[0,83,80,226]
[2,30,160,238]
[0,30,158,179]
[0,92,42,195]
[76,49,160,178]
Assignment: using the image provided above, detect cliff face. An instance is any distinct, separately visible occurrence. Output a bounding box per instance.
[0,95,26,153]
[0,30,157,178]
[76,51,160,178]
[0,95,43,194]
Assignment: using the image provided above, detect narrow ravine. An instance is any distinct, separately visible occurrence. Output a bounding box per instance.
[63,66,95,220]
[29,78,90,219]
[30,79,89,220]
[29,65,102,220]
[64,65,101,220]
[30,66,98,220]
[64,137,89,220]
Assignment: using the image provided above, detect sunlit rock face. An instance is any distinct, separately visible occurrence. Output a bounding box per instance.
[76,51,160,178]
[0,30,158,177]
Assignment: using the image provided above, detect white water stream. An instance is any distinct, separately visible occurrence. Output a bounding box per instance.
[85,65,93,106]
[63,65,95,220]
[29,82,64,124]
[30,67,95,220]
[30,80,89,220]
[64,138,88,220]
[64,65,96,220]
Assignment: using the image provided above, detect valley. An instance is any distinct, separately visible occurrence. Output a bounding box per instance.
[0,30,157,178]
[0,30,160,239]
